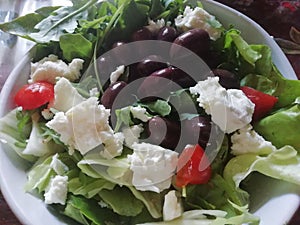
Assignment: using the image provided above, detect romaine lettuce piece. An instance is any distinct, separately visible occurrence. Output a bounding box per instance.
[224,145,300,188]
[0,108,35,162]
[254,99,300,151]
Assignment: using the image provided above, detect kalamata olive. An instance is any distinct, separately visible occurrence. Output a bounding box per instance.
[138,66,196,97]
[136,55,168,78]
[182,116,212,149]
[157,26,178,42]
[101,81,127,109]
[212,69,240,89]
[170,28,210,59]
[146,116,180,149]
[131,27,153,41]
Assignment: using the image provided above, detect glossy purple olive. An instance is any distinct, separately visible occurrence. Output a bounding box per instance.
[146,116,180,149]
[212,69,240,89]
[131,27,153,41]
[182,116,212,149]
[101,81,127,109]
[138,67,196,97]
[170,28,210,59]
[157,26,178,42]
[136,55,168,78]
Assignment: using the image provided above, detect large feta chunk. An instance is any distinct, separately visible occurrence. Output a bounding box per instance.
[122,124,144,148]
[163,190,183,221]
[231,124,276,155]
[44,175,68,205]
[128,142,178,193]
[175,6,222,40]
[52,77,86,112]
[190,77,254,133]
[46,97,124,157]
[30,54,84,84]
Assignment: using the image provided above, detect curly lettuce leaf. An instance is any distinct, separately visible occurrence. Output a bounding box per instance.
[0,108,35,162]
[254,100,300,151]
[224,145,300,188]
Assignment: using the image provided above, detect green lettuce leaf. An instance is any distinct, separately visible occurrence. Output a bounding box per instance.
[184,174,249,217]
[139,99,172,117]
[63,194,122,225]
[68,171,115,198]
[0,108,35,162]
[254,100,300,151]
[98,185,144,216]
[224,145,300,188]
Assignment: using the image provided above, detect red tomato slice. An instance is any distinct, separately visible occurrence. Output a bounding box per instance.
[241,86,278,121]
[176,144,212,187]
[14,81,55,110]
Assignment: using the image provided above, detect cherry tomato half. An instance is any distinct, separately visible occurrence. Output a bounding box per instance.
[241,86,278,121]
[14,81,55,110]
[176,144,212,187]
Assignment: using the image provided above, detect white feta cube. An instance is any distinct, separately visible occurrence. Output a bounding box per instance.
[128,142,178,193]
[190,77,255,133]
[44,175,68,205]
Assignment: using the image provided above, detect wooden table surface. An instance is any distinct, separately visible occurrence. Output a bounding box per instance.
[0,0,300,224]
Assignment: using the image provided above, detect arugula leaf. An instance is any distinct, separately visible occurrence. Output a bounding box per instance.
[59,33,93,61]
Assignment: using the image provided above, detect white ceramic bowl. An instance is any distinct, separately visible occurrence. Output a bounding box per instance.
[0,1,299,224]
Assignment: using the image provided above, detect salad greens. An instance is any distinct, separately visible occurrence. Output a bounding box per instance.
[0,0,300,225]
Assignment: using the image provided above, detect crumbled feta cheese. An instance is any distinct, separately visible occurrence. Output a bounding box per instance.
[163,190,183,221]
[146,18,166,33]
[175,6,222,40]
[41,108,54,120]
[89,87,100,97]
[46,97,124,157]
[130,105,151,122]
[30,54,84,84]
[190,77,254,133]
[52,77,86,112]
[110,65,125,84]
[122,124,144,148]
[231,124,276,155]
[50,154,69,175]
[99,131,124,159]
[128,142,178,193]
[44,175,68,205]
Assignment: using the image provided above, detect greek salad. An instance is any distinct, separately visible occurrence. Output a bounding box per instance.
[0,0,300,224]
